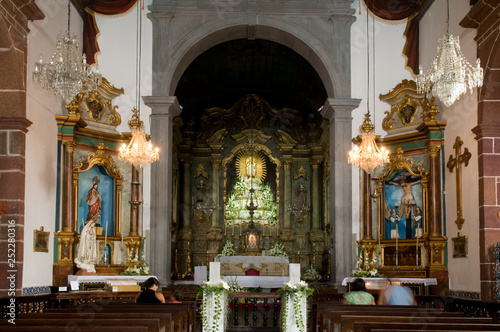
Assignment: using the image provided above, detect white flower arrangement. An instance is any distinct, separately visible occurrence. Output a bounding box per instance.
[121,251,150,276]
[268,240,288,258]
[303,264,322,281]
[351,246,382,278]
[216,240,237,258]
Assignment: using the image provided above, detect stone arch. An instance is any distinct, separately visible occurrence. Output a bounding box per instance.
[157,20,347,99]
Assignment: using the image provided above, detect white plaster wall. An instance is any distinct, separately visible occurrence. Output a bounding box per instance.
[420,0,480,295]
[94,1,154,254]
[23,0,84,289]
[350,0,412,248]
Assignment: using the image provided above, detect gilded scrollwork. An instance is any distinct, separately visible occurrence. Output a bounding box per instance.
[293,165,309,180]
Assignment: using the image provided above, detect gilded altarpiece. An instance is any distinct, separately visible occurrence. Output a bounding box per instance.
[53,78,145,285]
[173,95,329,279]
[359,80,447,287]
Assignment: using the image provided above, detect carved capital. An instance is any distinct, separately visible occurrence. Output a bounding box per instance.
[428,145,441,158]
[63,140,76,153]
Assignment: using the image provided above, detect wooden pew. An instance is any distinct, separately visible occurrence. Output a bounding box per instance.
[353,321,500,332]
[46,303,188,332]
[340,315,494,332]
[0,326,148,332]
[18,312,174,332]
[0,318,162,332]
[314,303,451,332]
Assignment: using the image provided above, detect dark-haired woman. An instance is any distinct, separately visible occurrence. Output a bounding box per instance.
[135,277,166,303]
[342,278,375,305]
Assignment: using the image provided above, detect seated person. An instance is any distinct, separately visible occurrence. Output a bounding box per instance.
[170,291,182,304]
[135,277,166,303]
[343,278,375,305]
[378,279,416,305]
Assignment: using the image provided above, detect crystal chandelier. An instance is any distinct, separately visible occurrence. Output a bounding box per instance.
[348,7,388,174]
[119,3,159,168]
[32,1,101,103]
[416,0,483,107]
[119,109,159,168]
[348,113,389,174]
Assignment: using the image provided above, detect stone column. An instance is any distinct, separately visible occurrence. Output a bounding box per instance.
[462,1,500,301]
[321,98,360,287]
[143,96,181,286]
[428,145,441,237]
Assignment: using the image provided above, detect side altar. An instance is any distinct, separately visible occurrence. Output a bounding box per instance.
[216,255,289,276]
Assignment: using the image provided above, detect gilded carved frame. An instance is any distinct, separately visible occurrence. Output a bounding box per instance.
[73,142,123,237]
[376,147,429,267]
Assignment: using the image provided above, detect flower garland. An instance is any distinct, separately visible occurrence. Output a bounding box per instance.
[198,281,230,332]
[351,247,382,278]
[268,240,288,258]
[216,240,237,258]
[278,281,314,332]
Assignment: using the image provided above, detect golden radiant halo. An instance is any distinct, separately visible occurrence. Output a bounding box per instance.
[236,151,266,182]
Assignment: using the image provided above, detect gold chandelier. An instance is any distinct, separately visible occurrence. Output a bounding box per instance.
[348,5,388,174]
[416,0,483,107]
[348,113,389,174]
[119,108,159,168]
[118,3,159,168]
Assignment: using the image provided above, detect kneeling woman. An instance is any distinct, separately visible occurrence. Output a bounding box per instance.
[136,277,166,303]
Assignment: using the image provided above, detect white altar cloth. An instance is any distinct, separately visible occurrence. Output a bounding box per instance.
[68,275,155,289]
[217,255,289,276]
[342,277,437,289]
[222,275,289,288]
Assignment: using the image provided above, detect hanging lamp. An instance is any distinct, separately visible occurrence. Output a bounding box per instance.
[348,6,388,174]
[119,3,159,168]
[416,0,483,107]
[33,1,101,104]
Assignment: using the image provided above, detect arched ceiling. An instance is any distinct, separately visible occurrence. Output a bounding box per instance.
[174,39,327,124]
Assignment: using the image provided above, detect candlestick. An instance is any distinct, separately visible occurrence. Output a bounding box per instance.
[395,223,399,269]
[415,231,420,270]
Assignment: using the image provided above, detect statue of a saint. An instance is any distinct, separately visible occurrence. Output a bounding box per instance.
[86,176,102,222]
[75,176,100,273]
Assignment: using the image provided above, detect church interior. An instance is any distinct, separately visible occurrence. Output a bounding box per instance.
[2,0,500,328]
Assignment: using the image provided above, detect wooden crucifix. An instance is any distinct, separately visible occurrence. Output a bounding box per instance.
[446,136,471,230]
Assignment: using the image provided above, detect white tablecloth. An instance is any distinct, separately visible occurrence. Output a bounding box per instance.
[222,275,289,288]
[342,277,437,287]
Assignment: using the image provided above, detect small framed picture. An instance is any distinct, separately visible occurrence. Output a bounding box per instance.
[452,233,468,258]
[33,226,49,253]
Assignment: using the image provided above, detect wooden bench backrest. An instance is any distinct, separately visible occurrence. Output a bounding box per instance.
[19,312,175,332]
[341,315,493,332]
[0,318,161,332]
[353,322,500,332]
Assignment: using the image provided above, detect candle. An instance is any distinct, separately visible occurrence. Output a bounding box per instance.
[104,220,108,246]
[232,225,235,236]
[416,230,419,266]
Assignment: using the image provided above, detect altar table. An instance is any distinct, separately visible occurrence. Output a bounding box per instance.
[222,275,289,288]
[68,275,155,290]
[217,256,289,276]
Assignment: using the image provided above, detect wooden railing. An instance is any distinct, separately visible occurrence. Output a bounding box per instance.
[228,292,282,328]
